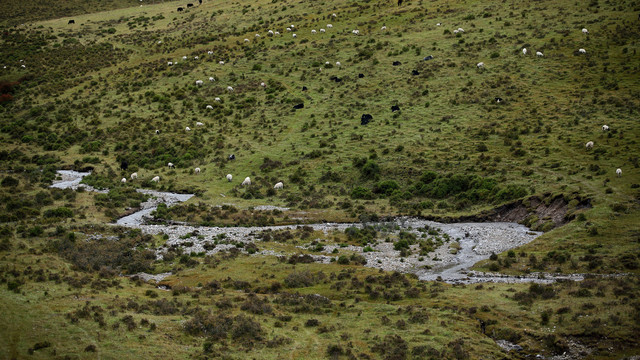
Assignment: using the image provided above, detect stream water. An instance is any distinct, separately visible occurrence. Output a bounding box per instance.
[51,170,585,284]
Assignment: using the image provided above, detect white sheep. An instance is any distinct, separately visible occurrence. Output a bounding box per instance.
[286,27,292,31]
[292,33,297,38]
[579,48,586,54]
[152,176,160,182]
[226,174,233,182]
[168,61,173,66]
[381,26,387,30]
[196,122,204,126]
[311,30,317,34]
[582,28,589,34]
[206,105,213,110]
[453,29,459,34]
[536,51,544,57]
[274,182,283,189]
[182,56,187,60]
[274,31,280,35]
[185,126,191,131]
[586,141,594,149]
[352,29,359,35]
[130,172,138,180]
[157,40,162,44]
[155,130,160,135]
[219,61,225,65]
[616,168,622,177]
[522,48,527,55]
[215,97,221,102]
[260,82,266,87]
[331,13,337,17]
[242,177,251,186]
[268,30,274,35]
[255,34,260,38]
[208,51,213,55]
[168,162,175,168]
[194,56,199,60]
[195,80,204,86]
[602,125,609,131]
[320,28,325,33]
[336,61,341,66]
[477,62,485,68]
[121,178,127,183]
[457,27,464,32]
[325,61,330,65]
[436,22,441,26]
[290,24,295,28]
[194,167,201,174]
[244,38,249,43]
[209,77,215,81]
[327,24,333,28]
[227,86,234,92]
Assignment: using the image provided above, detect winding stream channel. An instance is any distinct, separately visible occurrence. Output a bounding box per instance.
[52,170,588,284]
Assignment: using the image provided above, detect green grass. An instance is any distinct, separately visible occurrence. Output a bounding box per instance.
[0,0,639,358]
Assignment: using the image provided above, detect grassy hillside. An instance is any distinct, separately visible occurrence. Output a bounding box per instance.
[0,0,639,358]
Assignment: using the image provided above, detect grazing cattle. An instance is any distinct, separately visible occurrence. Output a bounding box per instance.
[178,7,184,11]
[586,141,594,149]
[536,51,544,57]
[187,3,193,7]
[358,73,365,78]
[327,24,333,28]
[228,154,235,160]
[226,174,233,182]
[424,55,434,61]
[361,114,373,125]
[393,61,402,66]
[302,86,308,91]
[219,61,225,65]
[381,26,387,30]
[412,70,420,75]
[274,182,284,189]
[602,125,609,131]
[477,62,485,68]
[578,48,586,54]
[195,80,203,86]
[616,168,622,177]
[242,177,251,186]
[206,105,213,110]
[293,103,304,109]
[68,20,75,24]
[120,160,129,171]
[168,162,175,168]
[131,173,138,180]
[155,130,160,135]
[391,105,400,112]
[522,48,527,55]
[495,97,503,103]
[215,97,221,102]
[185,126,191,131]
[168,61,173,66]
[582,28,588,34]
[121,178,127,183]
[194,167,201,174]
[227,86,234,92]
[196,122,204,126]
[152,176,160,182]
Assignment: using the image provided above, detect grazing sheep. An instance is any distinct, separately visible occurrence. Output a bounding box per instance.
[522,48,527,55]
[183,56,187,60]
[206,105,213,110]
[457,27,464,32]
[242,177,251,186]
[352,29,359,35]
[185,127,191,131]
[292,33,297,38]
[290,25,295,28]
[244,38,249,43]
[226,174,233,182]
[286,27,292,31]
[121,178,127,183]
[336,61,341,66]
[616,168,622,177]
[215,97,221,102]
[436,22,441,26]
[320,28,325,33]
[274,182,284,189]
[255,34,260,38]
[219,61,225,65]
[381,26,387,30]
[536,51,544,57]
[579,48,586,54]
[477,62,485,68]
[227,86,234,92]
[602,125,609,131]
[260,82,266,87]
[331,13,337,17]
[586,141,594,149]
[155,130,160,135]
[495,97,503,103]
[130,173,138,180]
[195,80,204,86]
[327,24,333,28]
[274,31,280,35]
[453,29,459,34]
[311,30,317,34]
[209,77,215,81]
[152,176,160,182]
[168,162,175,168]
[194,167,201,174]
[207,51,213,55]
[228,154,236,160]
[196,122,204,126]
[582,28,589,34]
[268,30,274,35]
[168,61,173,66]
[194,56,199,60]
